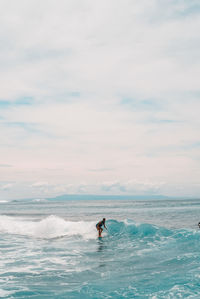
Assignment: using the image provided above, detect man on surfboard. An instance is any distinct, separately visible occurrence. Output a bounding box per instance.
[96,218,107,237]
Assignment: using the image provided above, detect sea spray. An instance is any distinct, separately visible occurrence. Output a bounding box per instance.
[0,215,97,239]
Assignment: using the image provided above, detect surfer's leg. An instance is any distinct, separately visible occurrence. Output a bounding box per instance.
[96,225,101,237]
[99,228,103,237]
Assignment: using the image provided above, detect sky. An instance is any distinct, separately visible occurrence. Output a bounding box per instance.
[0,0,200,200]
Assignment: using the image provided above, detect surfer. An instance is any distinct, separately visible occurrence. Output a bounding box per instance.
[198,222,200,228]
[96,218,107,237]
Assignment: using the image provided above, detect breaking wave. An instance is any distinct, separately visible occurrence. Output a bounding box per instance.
[0,215,96,239]
[0,216,199,243]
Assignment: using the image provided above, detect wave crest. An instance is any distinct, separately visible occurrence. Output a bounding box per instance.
[0,215,97,239]
[108,219,172,238]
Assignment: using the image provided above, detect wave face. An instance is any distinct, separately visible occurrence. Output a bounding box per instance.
[1,198,200,299]
[108,219,172,237]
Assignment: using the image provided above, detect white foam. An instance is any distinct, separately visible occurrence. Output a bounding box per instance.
[0,215,97,239]
[0,289,15,298]
[32,198,47,202]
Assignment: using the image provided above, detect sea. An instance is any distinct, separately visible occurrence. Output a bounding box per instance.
[0,195,200,299]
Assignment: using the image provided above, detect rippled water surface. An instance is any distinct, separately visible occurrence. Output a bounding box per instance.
[0,197,200,298]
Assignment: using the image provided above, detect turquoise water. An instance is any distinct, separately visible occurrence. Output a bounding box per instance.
[0,197,200,298]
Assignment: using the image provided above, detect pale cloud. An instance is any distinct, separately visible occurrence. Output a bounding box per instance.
[0,0,200,199]
[0,183,13,191]
[0,0,200,100]
[31,181,49,187]
[0,164,12,167]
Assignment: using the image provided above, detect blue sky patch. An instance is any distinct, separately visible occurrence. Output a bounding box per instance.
[0,97,33,108]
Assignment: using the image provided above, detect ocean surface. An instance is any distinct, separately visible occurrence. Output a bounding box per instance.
[1,196,200,298]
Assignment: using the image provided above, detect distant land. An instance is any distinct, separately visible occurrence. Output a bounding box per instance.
[9,194,200,202]
[47,194,170,201]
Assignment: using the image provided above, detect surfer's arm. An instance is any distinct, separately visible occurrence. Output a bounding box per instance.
[104,224,107,230]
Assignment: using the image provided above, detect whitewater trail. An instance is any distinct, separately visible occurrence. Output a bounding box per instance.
[0,215,97,239]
